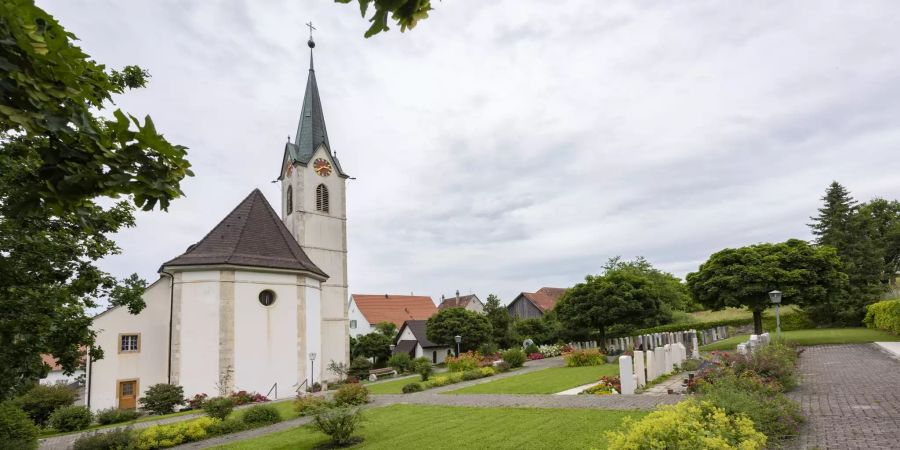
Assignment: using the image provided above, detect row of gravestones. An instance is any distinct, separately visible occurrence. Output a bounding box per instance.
[569,341,599,350]
[736,332,771,355]
[603,326,730,355]
[617,343,689,395]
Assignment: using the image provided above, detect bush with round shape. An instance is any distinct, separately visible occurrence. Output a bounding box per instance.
[412,357,433,381]
[49,405,92,432]
[201,397,234,420]
[14,384,76,427]
[864,299,900,334]
[311,406,363,447]
[524,343,539,354]
[206,417,248,436]
[294,394,329,416]
[73,427,134,450]
[501,348,526,368]
[605,400,767,450]
[138,383,185,415]
[479,366,496,377]
[133,416,216,449]
[426,376,450,388]
[495,361,511,372]
[242,404,281,426]
[0,402,39,450]
[401,383,423,394]
[333,383,370,406]
[349,356,373,380]
[564,349,605,367]
[461,369,483,381]
[387,353,412,373]
[94,407,141,425]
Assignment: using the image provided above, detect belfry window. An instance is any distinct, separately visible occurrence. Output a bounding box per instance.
[286,186,293,215]
[316,184,329,213]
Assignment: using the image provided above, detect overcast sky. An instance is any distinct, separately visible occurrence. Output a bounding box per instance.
[43,0,900,305]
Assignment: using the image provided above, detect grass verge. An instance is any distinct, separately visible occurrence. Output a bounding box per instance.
[212,404,643,450]
[446,365,617,395]
[700,327,900,351]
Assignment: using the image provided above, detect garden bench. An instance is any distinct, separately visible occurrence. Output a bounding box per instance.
[368,367,398,381]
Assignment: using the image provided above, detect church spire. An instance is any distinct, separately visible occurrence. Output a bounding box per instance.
[293,24,330,160]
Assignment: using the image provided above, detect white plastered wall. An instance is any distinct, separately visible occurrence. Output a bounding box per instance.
[88,278,170,411]
[347,298,372,338]
[176,270,221,399]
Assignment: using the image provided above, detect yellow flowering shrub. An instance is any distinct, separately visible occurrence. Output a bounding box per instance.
[448,372,464,383]
[427,376,450,387]
[605,400,766,450]
[479,366,496,377]
[134,416,217,449]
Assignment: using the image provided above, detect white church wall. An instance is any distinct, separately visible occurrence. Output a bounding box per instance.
[232,270,299,400]
[177,270,221,399]
[304,282,324,384]
[88,278,170,411]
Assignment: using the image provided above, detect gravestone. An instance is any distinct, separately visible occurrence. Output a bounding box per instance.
[619,356,636,394]
[633,350,646,387]
[737,343,748,355]
[645,350,656,381]
[691,332,700,359]
[658,345,670,375]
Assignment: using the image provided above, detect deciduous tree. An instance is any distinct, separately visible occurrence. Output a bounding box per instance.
[426,308,492,353]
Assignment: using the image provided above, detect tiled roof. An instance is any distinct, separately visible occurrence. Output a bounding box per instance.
[437,294,481,310]
[161,189,326,277]
[398,320,440,348]
[351,294,437,329]
[522,287,567,312]
[41,348,86,372]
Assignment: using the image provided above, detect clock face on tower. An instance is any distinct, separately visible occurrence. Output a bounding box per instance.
[313,158,332,177]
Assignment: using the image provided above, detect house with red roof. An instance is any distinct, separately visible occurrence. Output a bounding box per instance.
[348,294,438,338]
[507,287,567,319]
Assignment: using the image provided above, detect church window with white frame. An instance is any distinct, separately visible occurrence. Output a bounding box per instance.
[119,334,140,353]
[316,184,329,213]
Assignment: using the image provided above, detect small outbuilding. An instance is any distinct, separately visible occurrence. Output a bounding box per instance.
[393,320,453,364]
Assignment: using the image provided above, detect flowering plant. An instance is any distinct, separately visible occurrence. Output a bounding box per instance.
[527,352,544,360]
[538,344,562,357]
[229,390,269,405]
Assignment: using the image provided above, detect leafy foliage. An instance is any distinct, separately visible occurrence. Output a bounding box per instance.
[241,404,281,426]
[138,384,184,416]
[864,299,900,334]
[133,416,215,450]
[484,294,518,348]
[500,348,526,368]
[445,352,480,372]
[695,372,803,441]
[603,256,701,312]
[94,407,140,425]
[605,400,767,450]
[48,405,92,431]
[557,267,671,346]
[201,397,234,420]
[401,382,423,394]
[13,383,75,426]
[335,0,433,38]
[327,360,350,381]
[311,406,363,446]
[333,383,370,406]
[426,308,493,352]
[387,352,412,373]
[349,356,373,380]
[0,401,38,449]
[294,394,330,417]
[72,427,134,450]
[355,331,393,363]
[412,356,433,381]
[687,239,847,333]
[0,0,188,399]
[564,350,605,367]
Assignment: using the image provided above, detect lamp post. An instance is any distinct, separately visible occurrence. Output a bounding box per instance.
[454,335,462,357]
[389,344,396,354]
[768,290,782,338]
[310,352,317,387]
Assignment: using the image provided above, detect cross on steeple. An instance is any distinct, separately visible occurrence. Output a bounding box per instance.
[306,21,316,40]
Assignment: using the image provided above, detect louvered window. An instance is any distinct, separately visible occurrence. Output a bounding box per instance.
[316,184,329,213]
[286,186,293,215]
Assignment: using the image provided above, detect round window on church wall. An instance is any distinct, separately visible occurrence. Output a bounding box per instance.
[258,290,276,307]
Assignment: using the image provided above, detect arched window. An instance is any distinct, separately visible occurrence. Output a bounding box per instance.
[285,186,293,215]
[316,184,329,213]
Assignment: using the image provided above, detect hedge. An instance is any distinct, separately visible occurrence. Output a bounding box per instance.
[864,299,900,334]
[615,310,814,337]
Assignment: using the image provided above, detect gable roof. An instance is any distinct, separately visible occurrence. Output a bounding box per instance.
[161,189,326,278]
[351,294,437,329]
[438,294,481,310]
[397,320,441,348]
[515,287,567,312]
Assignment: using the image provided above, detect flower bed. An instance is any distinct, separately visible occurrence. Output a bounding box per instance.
[579,376,621,396]
[402,366,498,393]
[538,344,562,357]
[564,349,605,367]
[527,352,544,360]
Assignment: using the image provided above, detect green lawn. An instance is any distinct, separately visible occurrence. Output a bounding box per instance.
[446,365,617,395]
[212,404,643,450]
[700,327,900,351]
[365,375,427,394]
[689,305,799,322]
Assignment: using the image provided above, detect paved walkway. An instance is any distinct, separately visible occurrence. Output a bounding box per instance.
[788,344,900,450]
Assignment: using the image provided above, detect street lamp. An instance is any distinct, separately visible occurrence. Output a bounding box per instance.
[454,335,462,357]
[389,344,396,353]
[768,290,783,338]
[310,352,317,387]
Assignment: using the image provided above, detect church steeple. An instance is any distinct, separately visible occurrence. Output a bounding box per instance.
[294,36,330,159]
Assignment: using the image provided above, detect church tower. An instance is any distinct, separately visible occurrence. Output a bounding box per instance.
[279,34,350,370]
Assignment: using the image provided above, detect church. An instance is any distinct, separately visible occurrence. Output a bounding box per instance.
[85,37,350,411]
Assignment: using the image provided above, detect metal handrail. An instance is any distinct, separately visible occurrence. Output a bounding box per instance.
[266,382,277,399]
[295,379,308,394]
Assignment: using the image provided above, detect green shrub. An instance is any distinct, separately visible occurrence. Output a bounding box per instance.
[14,384,76,427]
[95,407,141,425]
[479,366,496,377]
[446,352,480,372]
[495,361,511,372]
[201,397,234,420]
[401,383,423,394]
[426,376,450,388]
[349,356,373,379]
[606,400,767,450]
[564,349,605,367]
[461,369,483,381]
[0,402,39,450]
[73,427,134,450]
[49,405,92,432]
[332,383,370,406]
[311,406,363,446]
[387,353,412,373]
[412,357,433,381]
[501,348,526,368]
[479,342,498,355]
[294,395,329,416]
[732,342,799,391]
[680,358,702,372]
[206,417,248,436]
[139,384,185,416]
[524,343,540,355]
[242,404,281,425]
[133,416,216,450]
[864,299,900,334]
[696,372,803,441]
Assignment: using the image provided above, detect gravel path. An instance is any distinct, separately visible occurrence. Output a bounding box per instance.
[787,344,900,450]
